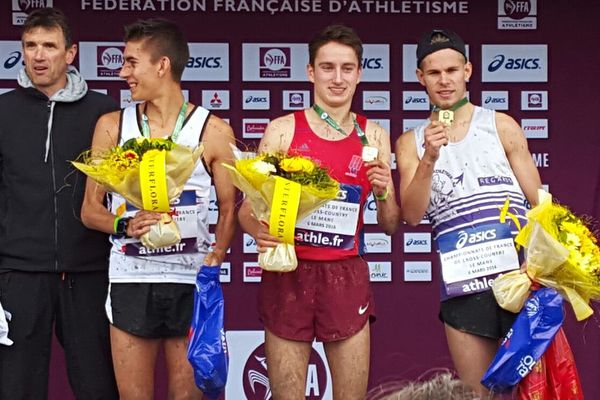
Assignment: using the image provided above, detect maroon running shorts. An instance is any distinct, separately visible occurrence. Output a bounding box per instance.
[258,256,374,342]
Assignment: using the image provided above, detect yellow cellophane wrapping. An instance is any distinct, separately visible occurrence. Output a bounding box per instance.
[493,190,600,321]
[223,158,339,272]
[72,144,203,250]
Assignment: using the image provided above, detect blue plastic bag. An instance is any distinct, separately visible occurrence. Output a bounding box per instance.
[481,288,564,392]
[187,265,228,399]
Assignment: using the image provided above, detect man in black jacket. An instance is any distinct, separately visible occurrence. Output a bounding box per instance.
[0,8,119,399]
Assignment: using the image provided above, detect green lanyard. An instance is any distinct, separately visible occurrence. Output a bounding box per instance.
[431,97,468,113]
[141,101,188,141]
[312,104,369,146]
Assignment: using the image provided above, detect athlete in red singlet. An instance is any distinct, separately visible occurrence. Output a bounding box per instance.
[239,24,401,400]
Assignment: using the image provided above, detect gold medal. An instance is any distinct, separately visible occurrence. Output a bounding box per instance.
[362,146,379,162]
[439,110,454,126]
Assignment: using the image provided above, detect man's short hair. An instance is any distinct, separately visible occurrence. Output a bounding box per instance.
[124,18,189,82]
[22,8,73,48]
[416,29,467,68]
[308,24,363,67]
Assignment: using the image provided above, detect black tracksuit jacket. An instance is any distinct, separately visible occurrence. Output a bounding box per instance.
[0,86,118,273]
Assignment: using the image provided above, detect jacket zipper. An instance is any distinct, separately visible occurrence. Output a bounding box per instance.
[48,100,59,272]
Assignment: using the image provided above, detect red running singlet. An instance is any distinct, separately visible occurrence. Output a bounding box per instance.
[288,110,372,261]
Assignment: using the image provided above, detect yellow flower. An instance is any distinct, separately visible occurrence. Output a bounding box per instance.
[280,157,315,173]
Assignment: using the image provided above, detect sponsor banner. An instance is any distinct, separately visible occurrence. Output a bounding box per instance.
[497,0,537,30]
[402,45,418,83]
[361,44,390,82]
[403,44,469,82]
[209,185,219,224]
[243,262,262,283]
[390,153,397,170]
[242,90,270,110]
[364,233,392,254]
[220,262,231,283]
[120,89,141,108]
[283,90,310,110]
[362,91,390,111]
[226,330,332,399]
[12,0,53,25]
[521,118,548,139]
[482,44,547,82]
[481,91,509,110]
[404,261,432,282]
[363,192,377,225]
[79,42,125,80]
[242,44,308,81]
[120,89,188,109]
[371,119,390,133]
[242,118,270,139]
[404,232,432,253]
[532,152,549,168]
[243,233,258,254]
[521,91,548,110]
[403,119,426,133]
[368,261,392,282]
[0,41,23,79]
[81,1,468,14]
[402,91,430,111]
[183,43,229,81]
[202,89,230,110]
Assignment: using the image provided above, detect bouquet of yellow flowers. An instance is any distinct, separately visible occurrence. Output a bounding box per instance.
[72,137,203,249]
[492,189,600,320]
[224,146,340,272]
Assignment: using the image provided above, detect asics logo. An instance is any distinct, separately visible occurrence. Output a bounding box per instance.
[456,228,497,249]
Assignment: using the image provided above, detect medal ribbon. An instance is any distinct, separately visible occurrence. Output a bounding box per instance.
[431,97,468,113]
[141,101,188,142]
[312,104,369,146]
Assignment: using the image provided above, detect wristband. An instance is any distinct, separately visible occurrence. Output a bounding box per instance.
[113,216,121,234]
[114,216,131,236]
[374,187,389,201]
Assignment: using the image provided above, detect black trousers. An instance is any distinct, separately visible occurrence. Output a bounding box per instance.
[0,270,118,400]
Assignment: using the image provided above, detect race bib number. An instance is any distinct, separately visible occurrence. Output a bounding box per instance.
[124,191,203,256]
[437,223,520,298]
[294,184,361,249]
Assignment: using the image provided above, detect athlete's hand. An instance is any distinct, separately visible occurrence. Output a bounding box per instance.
[520,261,528,273]
[254,221,281,252]
[126,210,161,238]
[365,159,392,198]
[203,248,226,266]
[423,121,448,163]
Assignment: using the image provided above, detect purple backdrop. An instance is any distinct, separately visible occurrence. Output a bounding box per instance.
[2,1,599,398]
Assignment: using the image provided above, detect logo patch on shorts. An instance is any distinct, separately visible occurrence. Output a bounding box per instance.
[358,303,369,315]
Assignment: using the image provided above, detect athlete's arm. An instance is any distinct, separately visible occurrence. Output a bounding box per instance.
[202,115,237,266]
[238,114,295,250]
[396,119,448,225]
[496,112,542,206]
[365,120,402,235]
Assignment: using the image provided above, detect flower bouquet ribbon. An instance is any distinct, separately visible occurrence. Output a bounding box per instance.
[492,189,600,321]
[72,137,203,249]
[224,146,339,272]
